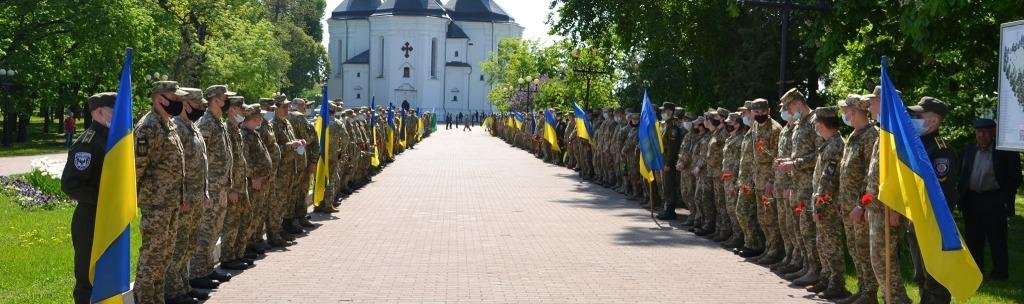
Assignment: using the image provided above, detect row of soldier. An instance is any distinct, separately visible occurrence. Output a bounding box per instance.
[486,87,962,304]
[62,81,433,304]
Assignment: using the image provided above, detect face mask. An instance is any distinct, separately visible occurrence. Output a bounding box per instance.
[710,119,721,127]
[911,118,927,135]
[842,115,853,127]
[262,112,274,123]
[614,117,622,123]
[682,121,693,130]
[603,113,609,119]
[162,101,183,116]
[793,111,803,120]
[357,114,367,121]
[233,114,245,124]
[296,146,306,155]
[661,113,670,120]
[742,116,751,127]
[220,101,230,113]
[186,108,204,122]
[754,114,769,124]
[780,111,792,122]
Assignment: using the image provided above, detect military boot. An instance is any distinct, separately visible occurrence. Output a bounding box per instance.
[791,266,820,286]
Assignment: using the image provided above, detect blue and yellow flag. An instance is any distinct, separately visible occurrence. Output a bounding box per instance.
[91,48,136,304]
[312,86,331,207]
[385,107,395,157]
[877,57,981,300]
[543,109,560,152]
[482,116,494,131]
[397,111,407,148]
[415,108,424,141]
[637,90,664,182]
[369,97,380,167]
[512,112,525,130]
[572,102,594,143]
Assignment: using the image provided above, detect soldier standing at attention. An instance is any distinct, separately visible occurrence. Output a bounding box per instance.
[272,97,306,243]
[719,111,747,248]
[766,102,797,269]
[241,103,276,251]
[193,85,235,285]
[778,89,823,286]
[836,93,880,304]
[806,106,850,299]
[134,81,188,304]
[748,98,781,260]
[705,108,731,241]
[62,92,116,304]
[220,96,253,270]
[288,98,319,228]
[656,103,683,220]
[734,103,763,256]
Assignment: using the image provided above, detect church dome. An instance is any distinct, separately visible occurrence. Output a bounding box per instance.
[444,0,514,22]
[331,0,382,19]
[374,0,447,18]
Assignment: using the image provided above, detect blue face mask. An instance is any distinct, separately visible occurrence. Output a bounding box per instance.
[780,111,792,122]
[793,111,803,120]
[233,114,245,124]
[842,114,853,127]
[911,118,927,135]
[296,146,306,155]
[262,112,274,123]
[742,116,751,127]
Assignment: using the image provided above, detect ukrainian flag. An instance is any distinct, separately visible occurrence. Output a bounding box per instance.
[572,102,594,143]
[312,86,331,207]
[397,112,407,148]
[512,112,525,130]
[876,56,981,300]
[542,109,560,152]
[385,107,395,157]
[637,90,664,182]
[482,116,493,131]
[415,108,424,141]
[90,48,136,304]
[369,97,380,167]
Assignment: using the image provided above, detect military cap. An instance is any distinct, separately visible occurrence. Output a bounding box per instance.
[838,93,870,111]
[204,85,236,99]
[87,92,117,112]
[274,98,292,107]
[714,107,729,118]
[272,92,288,102]
[738,100,752,110]
[749,98,770,110]
[661,102,677,110]
[973,118,996,129]
[693,116,705,125]
[724,112,741,124]
[291,98,308,106]
[151,81,189,96]
[674,107,684,113]
[179,87,204,105]
[258,98,275,107]
[779,88,805,107]
[227,96,246,107]
[810,106,839,123]
[328,102,344,112]
[341,109,354,116]
[684,112,698,120]
[242,104,263,120]
[907,96,948,117]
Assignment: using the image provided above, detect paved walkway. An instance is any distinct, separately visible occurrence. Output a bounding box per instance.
[0,152,66,176]
[209,129,821,303]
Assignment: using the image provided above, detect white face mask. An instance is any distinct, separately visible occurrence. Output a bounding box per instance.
[661,113,670,120]
[742,116,751,127]
[780,111,792,122]
[682,121,693,130]
[614,117,622,123]
[233,114,245,124]
[911,118,928,135]
[296,146,306,155]
[262,112,274,122]
[603,113,610,119]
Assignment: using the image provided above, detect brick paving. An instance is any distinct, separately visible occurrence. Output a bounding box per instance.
[208,128,822,303]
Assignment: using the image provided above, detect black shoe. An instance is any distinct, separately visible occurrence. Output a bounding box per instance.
[189,277,220,289]
[738,248,763,258]
[282,233,296,241]
[208,270,232,282]
[299,218,317,228]
[269,240,295,247]
[655,212,677,220]
[243,252,259,260]
[188,289,210,300]
[166,294,199,304]
[240,257,255,265]
[220,260,249,270]
[285,225,306,235]
[694,228,712,236]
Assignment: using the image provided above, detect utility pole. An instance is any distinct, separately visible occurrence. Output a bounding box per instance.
[573,67,611,111]
[738,0,829,99]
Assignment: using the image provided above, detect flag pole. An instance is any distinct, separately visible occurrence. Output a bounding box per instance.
[884,209,892,304]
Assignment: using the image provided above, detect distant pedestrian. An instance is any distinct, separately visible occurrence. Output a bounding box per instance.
[457,112,464,128]
[64,113,76,147]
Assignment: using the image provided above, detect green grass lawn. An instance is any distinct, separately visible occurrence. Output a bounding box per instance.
[0,116,83,157]
[0,195,139,304]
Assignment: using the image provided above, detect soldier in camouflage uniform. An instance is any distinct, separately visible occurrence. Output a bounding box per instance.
[747,98,781,260]
[720,111,747,248]
[271,97,306,242]
[778,89,823,286]
[220,96,252,271]
[686,116,711,228]
[612,110,631,193]
[734,102,763,254]
[675,112,698,224]
[623,113,641,200]
[705,108,731,241]
[767,103,797,269]
[288,99,318,228]
[253,98,283,247]
[192,85,236,283]
[134,81,188,304]
[807,106,851,299]
[166,88,211,302]
[837,94,879,304]
[240,103,275,253]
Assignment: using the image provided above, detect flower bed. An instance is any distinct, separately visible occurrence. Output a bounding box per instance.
[1,157,73,210]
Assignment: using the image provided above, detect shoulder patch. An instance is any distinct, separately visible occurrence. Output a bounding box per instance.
[136,137,148,156]
[74,152,91,171]
[934,158,950,178]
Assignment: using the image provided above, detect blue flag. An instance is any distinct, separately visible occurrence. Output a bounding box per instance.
[638,90,664,181]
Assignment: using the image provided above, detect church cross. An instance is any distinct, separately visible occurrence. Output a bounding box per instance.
[401,42,414,58]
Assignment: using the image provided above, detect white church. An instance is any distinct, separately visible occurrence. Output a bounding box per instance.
[327,0,523,115]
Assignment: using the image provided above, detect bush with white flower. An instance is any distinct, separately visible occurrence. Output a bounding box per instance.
[1,157,73,209]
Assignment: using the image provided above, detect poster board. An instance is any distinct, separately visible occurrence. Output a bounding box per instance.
[998,20,1024,152]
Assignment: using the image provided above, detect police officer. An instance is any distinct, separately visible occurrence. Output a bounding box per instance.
[657,102,683,220]
[62,92,116,304]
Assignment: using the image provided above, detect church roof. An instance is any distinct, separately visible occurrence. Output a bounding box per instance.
[444,0,514,22]
[374,0,447,18]
[446,22,469,39]
[344,50,371,64]
[331,0,382,20]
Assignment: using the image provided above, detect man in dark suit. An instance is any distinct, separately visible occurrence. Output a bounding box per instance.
[958,118,1021,281]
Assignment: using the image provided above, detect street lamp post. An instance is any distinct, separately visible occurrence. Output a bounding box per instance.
[517,75,540,113]
[0,68,21,147]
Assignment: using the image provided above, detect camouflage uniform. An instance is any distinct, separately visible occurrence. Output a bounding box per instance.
[774,121,798,264]
[613,122,631,193]
[721,122,745,244]
[166,110,209,298]
[866,140,912,304]
[752,116,783,259]
[691,128,712,226]
[789,112,823,274]
[810,125,845,291]
[677,127,698,211]
[736,125,762,250]
[623,120,641,199]
[193,109,232,276]
[245,117,275,247]
[255,102,281,244]
[287,103,317,221]
[702,123,728,234]
[222,104,250,264]
[134,106,185,303]
[271,107,301,241]
[839,124,879,295]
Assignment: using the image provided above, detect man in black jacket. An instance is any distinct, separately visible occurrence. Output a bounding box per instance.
[958,118,1021,281]
[61,92,116,304]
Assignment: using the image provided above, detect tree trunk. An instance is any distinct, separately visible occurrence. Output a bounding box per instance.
[1,111,12,147]
[16,112,28,142]
[41,105,51,134]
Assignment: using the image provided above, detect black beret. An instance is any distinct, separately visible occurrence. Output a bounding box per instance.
[87,92,117,112]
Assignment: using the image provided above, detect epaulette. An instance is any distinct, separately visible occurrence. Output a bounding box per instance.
[78,129,95,144]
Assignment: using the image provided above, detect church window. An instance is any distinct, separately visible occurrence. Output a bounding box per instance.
[455,51,459,58]
[404,67,410,78]
[356,72,360,77]
[431,38,437,77]
[480,75,484,81]
[453,95,458,101]
[378,37,384,77]
[357,93,361,99]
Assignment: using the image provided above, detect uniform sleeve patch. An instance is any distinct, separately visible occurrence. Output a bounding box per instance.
[74,152,91,171]
[136,138,148,156]
[825,161,837,176]
[934,158,950,178]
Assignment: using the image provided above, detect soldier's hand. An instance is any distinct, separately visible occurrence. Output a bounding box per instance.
[229,192,239,204]
[307,164,316,175]
[812,212,820,223]
[887,209,901,227]
[252,178,264,190]
[675,164,684,172]
[850,206,866,223]
[764,184,774,196]
[691,167,700,176]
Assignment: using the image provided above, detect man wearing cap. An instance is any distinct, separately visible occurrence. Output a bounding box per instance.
[316,102,344,212]
[675,112,699,224]
[240,103,275,253]
[253,98,284,248]
[700,108,730,237]
[656,102,683,220]
[271,97,305,242]
[747,98,781,260]
[767,100,798,270]
[220,96,253,271]
[734,101,763,256]
[134,81,188,303]
[683,116,708,221]
[288,98,319,228]
[777,88,823,286]
[612,108,630,192]
[193,85,236,284]
[720,111,748,248]
[623,113,641,200]
[907,96,957,304]
[844,92,897,304]
[807,106,850,299]
[62,92,116,304]
[959,118,1020,282]
[165,87,212,303]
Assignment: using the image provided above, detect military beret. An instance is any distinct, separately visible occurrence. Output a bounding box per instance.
[738,100,753,111]
[204,85,236,99]
[227,96,246,107]
[838,93,870,111]
[973,118,996,129]
[151,81,188,96]
[907,96,948,117]
[87,92,117,112]
[749,98,769,110]
[661,102,676,110]
[242,104,263,120]
[779,88,805,107]
[179,87,204,105]
[724,112,741,124]
[272,92,288,102]
[811,106,839,123]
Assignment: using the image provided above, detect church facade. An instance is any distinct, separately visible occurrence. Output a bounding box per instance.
[327,0,523,115]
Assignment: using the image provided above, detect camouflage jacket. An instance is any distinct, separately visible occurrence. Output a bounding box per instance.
[226,120,248,194]
[701,127,728,177]
[257,121,281,168]
[752,119,782,189]
[172,116,209,203]
[288,111,319,167]
[789,114,823,195]
[774,123,794,190]
[838,125,878,207]
[241,127,273,181]
[721,130,745,186]
[271,116,300,173]
[197,111,232,195]
[811,133,845,211]
[737,128,757,188]
[134,112,184,208]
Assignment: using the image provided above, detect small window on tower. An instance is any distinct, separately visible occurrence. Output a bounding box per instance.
[404,67,410,78]
[453,96,458,101]
[455,51,459,58]
[356,72,360,77]
[357,93,361,99]
[479,75,484,81]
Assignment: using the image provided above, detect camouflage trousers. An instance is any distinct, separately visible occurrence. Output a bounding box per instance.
[256,176,283,243]
[841,203,877,293]
[578,144,592,177]
[291,168,311,219]
[192,190,228,277]
[775,188,800,263]
[868,204,911,304]
[679,170,695,211]
[735,185,762,250]
[135,206,179,304]
[166,200,204,297]
[694,177,715,230]
[220,191,247,263]
[814,203,845,289]
[713,177,731,236]
[795,188,819,268]
[757,190,782,258]
[722,181,743,241]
